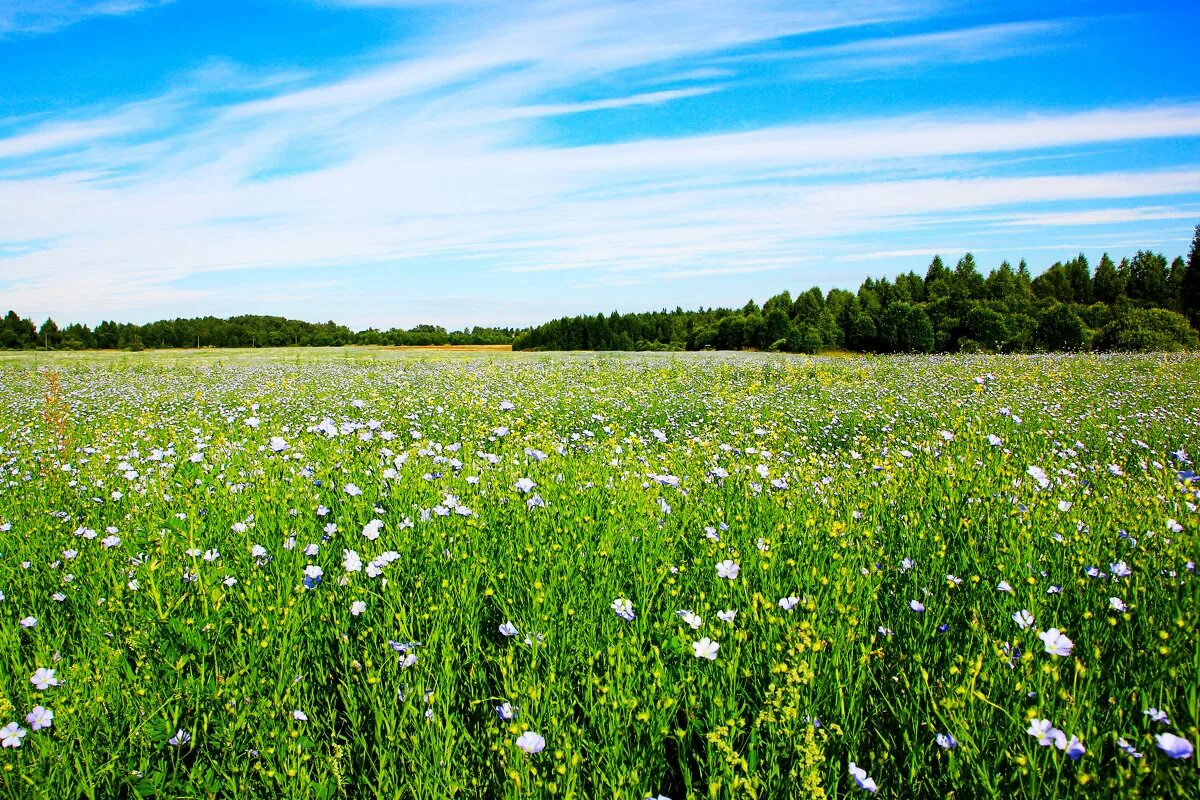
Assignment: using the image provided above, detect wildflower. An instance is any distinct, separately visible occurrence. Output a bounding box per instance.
[936,733,957,749]
[1027,718,1059,746]
[19,616,36,629]
[848,762,878,793]
[909,600,925,613]
[676,610,703,630]
[25,706,53,731]
[692,637,719,660]
[1057,734,1086,760]
[900,557,915,572]
[715,560,740,580]
[611,598,635,622]
[778,596,799,611]
[499,621,519,637]
[997,580,1013,593]
[717,609,737,623]
[1118,738,1143,758]
[1013,609,1034,630]
[1144,708,1170,725]
[514,478,536,493]
[351,601,367,616]
[223,576,237,587]
[1039,628,1074,657]
[1110,561,1131,578]
[1026,465,1050,489]
[30,668,59,690]
[303,565,323,589]
[1109,597,1127,612]
[169,729,191,747]
[516,731,545,754]
[362,519,383,540]
[1,723,27,749]
[1155,733,1194,759]
[344,549,362,572]
[987,434,1003,446]
[344,483,363,497]
[292,710,308,722]
[496,703,517,721]
[269,437,288,452]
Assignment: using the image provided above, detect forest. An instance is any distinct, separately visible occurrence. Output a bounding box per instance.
[3,226,1199,354]
[0,314,518,351]
[514,228,1200,353]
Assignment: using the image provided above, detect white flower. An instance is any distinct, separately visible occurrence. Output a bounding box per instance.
[1,722,26,748]
[1039,628,1074,657]
[350,601,366,616]
[1156,732,1194,759]
[692,637,719,660]
[292,710,308,722]
[30,668,60,690]
[499,621,519,637]
[717,609,737,624]
[516,731,545,754]
[1109,596,1127,612]
[344,483,363,497]
[25,706,53,731]
[611,598,635,622]
[715,560,740,580]
[848,762,878,793]
[1012,609,1035,630]
[1027,718,1059,746]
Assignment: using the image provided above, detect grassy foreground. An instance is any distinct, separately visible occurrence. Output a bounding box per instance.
[0,350,1197,799]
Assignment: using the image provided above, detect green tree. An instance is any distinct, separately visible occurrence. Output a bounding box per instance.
[1182,225,1200,325]
[1099,308,1199,352]
[1093,253,1124,304]
[1125,250,1169,306]
[879,302,934,353]
[1036,304,1088,351]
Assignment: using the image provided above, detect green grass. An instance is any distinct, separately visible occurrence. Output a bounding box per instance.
[0,350,1196,798]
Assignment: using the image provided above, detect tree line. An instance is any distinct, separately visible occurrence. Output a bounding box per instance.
[0,313,518,351]
[513,226,1200,354]
[4,225,1199,354]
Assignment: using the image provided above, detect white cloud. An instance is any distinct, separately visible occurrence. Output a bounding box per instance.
[0,0,1197,326]
[0,0,172,36]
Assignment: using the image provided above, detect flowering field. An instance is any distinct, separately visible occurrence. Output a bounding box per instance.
[0,350,1197,799]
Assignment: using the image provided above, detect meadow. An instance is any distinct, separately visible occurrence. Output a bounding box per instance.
[0,348,1196,799]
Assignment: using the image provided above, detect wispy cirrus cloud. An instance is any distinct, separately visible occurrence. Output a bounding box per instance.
[721,18,1078,78]
[0,0,172,37]
[0,0,1196,327]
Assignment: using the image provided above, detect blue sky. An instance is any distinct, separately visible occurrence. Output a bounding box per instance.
[1,0,1198,329]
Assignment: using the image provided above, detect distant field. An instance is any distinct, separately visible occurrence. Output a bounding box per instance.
[0,351,1196,799]
[380,344,513,352]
